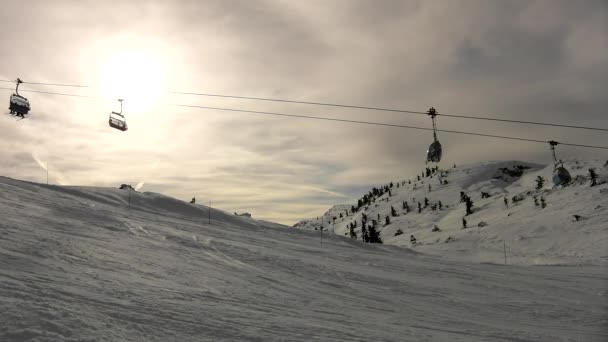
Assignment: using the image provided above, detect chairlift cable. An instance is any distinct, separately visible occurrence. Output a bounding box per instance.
[171,104,608,150]
[0,78,606,132]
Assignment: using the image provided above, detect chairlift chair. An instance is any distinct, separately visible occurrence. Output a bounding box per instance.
[109,99,128,131]
[8,78,30,117]
[548,141,571,186]
[426,107,442,163]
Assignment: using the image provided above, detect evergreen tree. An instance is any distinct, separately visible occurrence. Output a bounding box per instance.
[438,201,443,210]
[541,196,546,209]
[367,222,383,243]
[462,217,467,228]
[388,190,392,197]
[589,168,598,187]
[349,224,356,239]
[428,184,432,192]
[385,215,391,226]
[534,197,539,207]
[535,176,545,190]
[361,223,368,243]
[418,202,422,213]
[465,197,474,215]
[351,205,356,213]
[424,197,429,208]
[391,205,397,217]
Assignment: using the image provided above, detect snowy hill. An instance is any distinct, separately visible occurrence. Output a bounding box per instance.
[1,175,607,341]
[295,160,608,266]
[292,204,352,232]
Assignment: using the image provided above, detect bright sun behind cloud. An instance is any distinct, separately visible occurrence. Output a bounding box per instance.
[99,50,166,114]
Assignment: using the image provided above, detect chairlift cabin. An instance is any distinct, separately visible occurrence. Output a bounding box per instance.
[548,141,571,186]
[109,99,128,131]
[8,78,30,117]
[426,107,442,163]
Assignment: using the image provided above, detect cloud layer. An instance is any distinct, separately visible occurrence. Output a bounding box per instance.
[1,0,607,224]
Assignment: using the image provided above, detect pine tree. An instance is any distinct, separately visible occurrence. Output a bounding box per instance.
[361,223,368,243]
[424,197,429,208]
[541,196,546,209]
[418,202,422,213]
[428,184,432,192]
[391,205,397,217]
[388,189,392,197]
[349,224,356,239]
[589,168,598,187]
[438,201,443,210]
[465,197,474,215]
[462,217,467,228]
[385,215,391,226]
[535,176,545,190]
[367,222,382,243]
[534,196,539,207]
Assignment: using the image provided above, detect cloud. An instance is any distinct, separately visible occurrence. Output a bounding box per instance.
[0,0,606,224]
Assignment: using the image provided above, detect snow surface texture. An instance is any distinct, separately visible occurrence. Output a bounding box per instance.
[295,160,608,266]
[0,174,606,341]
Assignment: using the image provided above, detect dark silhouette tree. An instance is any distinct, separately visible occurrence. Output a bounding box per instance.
[368,222,383,243]
[589,168,598,186]
[424,197,429,208]
[535,176,545,190]
[384,215,391,226]
[462,217,467,228]
[418,202,422,213]
[391,205,397,217]
[541,196,546,209]
[438,201,443,210]
[465,196,474,215]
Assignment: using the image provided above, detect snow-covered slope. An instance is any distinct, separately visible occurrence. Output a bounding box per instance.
[292,204,352,231]
[1,175,607,341]
[296,160,608,266]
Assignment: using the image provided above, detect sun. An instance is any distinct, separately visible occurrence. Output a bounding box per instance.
[99,50,166,113]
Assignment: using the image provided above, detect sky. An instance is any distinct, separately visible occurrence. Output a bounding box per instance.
[0,0,607,224]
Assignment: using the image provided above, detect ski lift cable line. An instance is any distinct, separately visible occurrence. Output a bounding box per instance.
[1,80,607,132]
[0,79,88,88]
[170,91,608,132]
[0,87,94,98]
[172,104,608,150]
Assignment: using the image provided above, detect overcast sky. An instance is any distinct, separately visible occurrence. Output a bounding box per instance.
[1,0,607,224]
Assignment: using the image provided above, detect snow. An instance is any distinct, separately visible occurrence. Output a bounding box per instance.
[296,160,608,266]
[1,173,607,341]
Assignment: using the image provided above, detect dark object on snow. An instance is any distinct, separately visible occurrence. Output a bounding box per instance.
[481,191,490,199]
[445,236,454,243]
[504,197,508,208]
[432,225,441,232]
[394,229,404,236]
[512,194,525,203]
[119,184,134,190]
[190,197,196,204]
[572,215,584,222]
[478,221,488,227]
[462,217,467,229]
[410,235,417,245]
[589,168,598,187]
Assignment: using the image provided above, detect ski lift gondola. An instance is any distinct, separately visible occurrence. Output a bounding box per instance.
[8,78,31,118]
[109,99,128,131]
[426,107,442,163]
[549,140,571,186]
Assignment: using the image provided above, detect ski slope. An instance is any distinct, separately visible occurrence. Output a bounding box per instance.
[296,160,608,266]
[0,175,606,341]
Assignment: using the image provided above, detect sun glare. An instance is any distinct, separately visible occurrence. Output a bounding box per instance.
[99,50,166,113]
